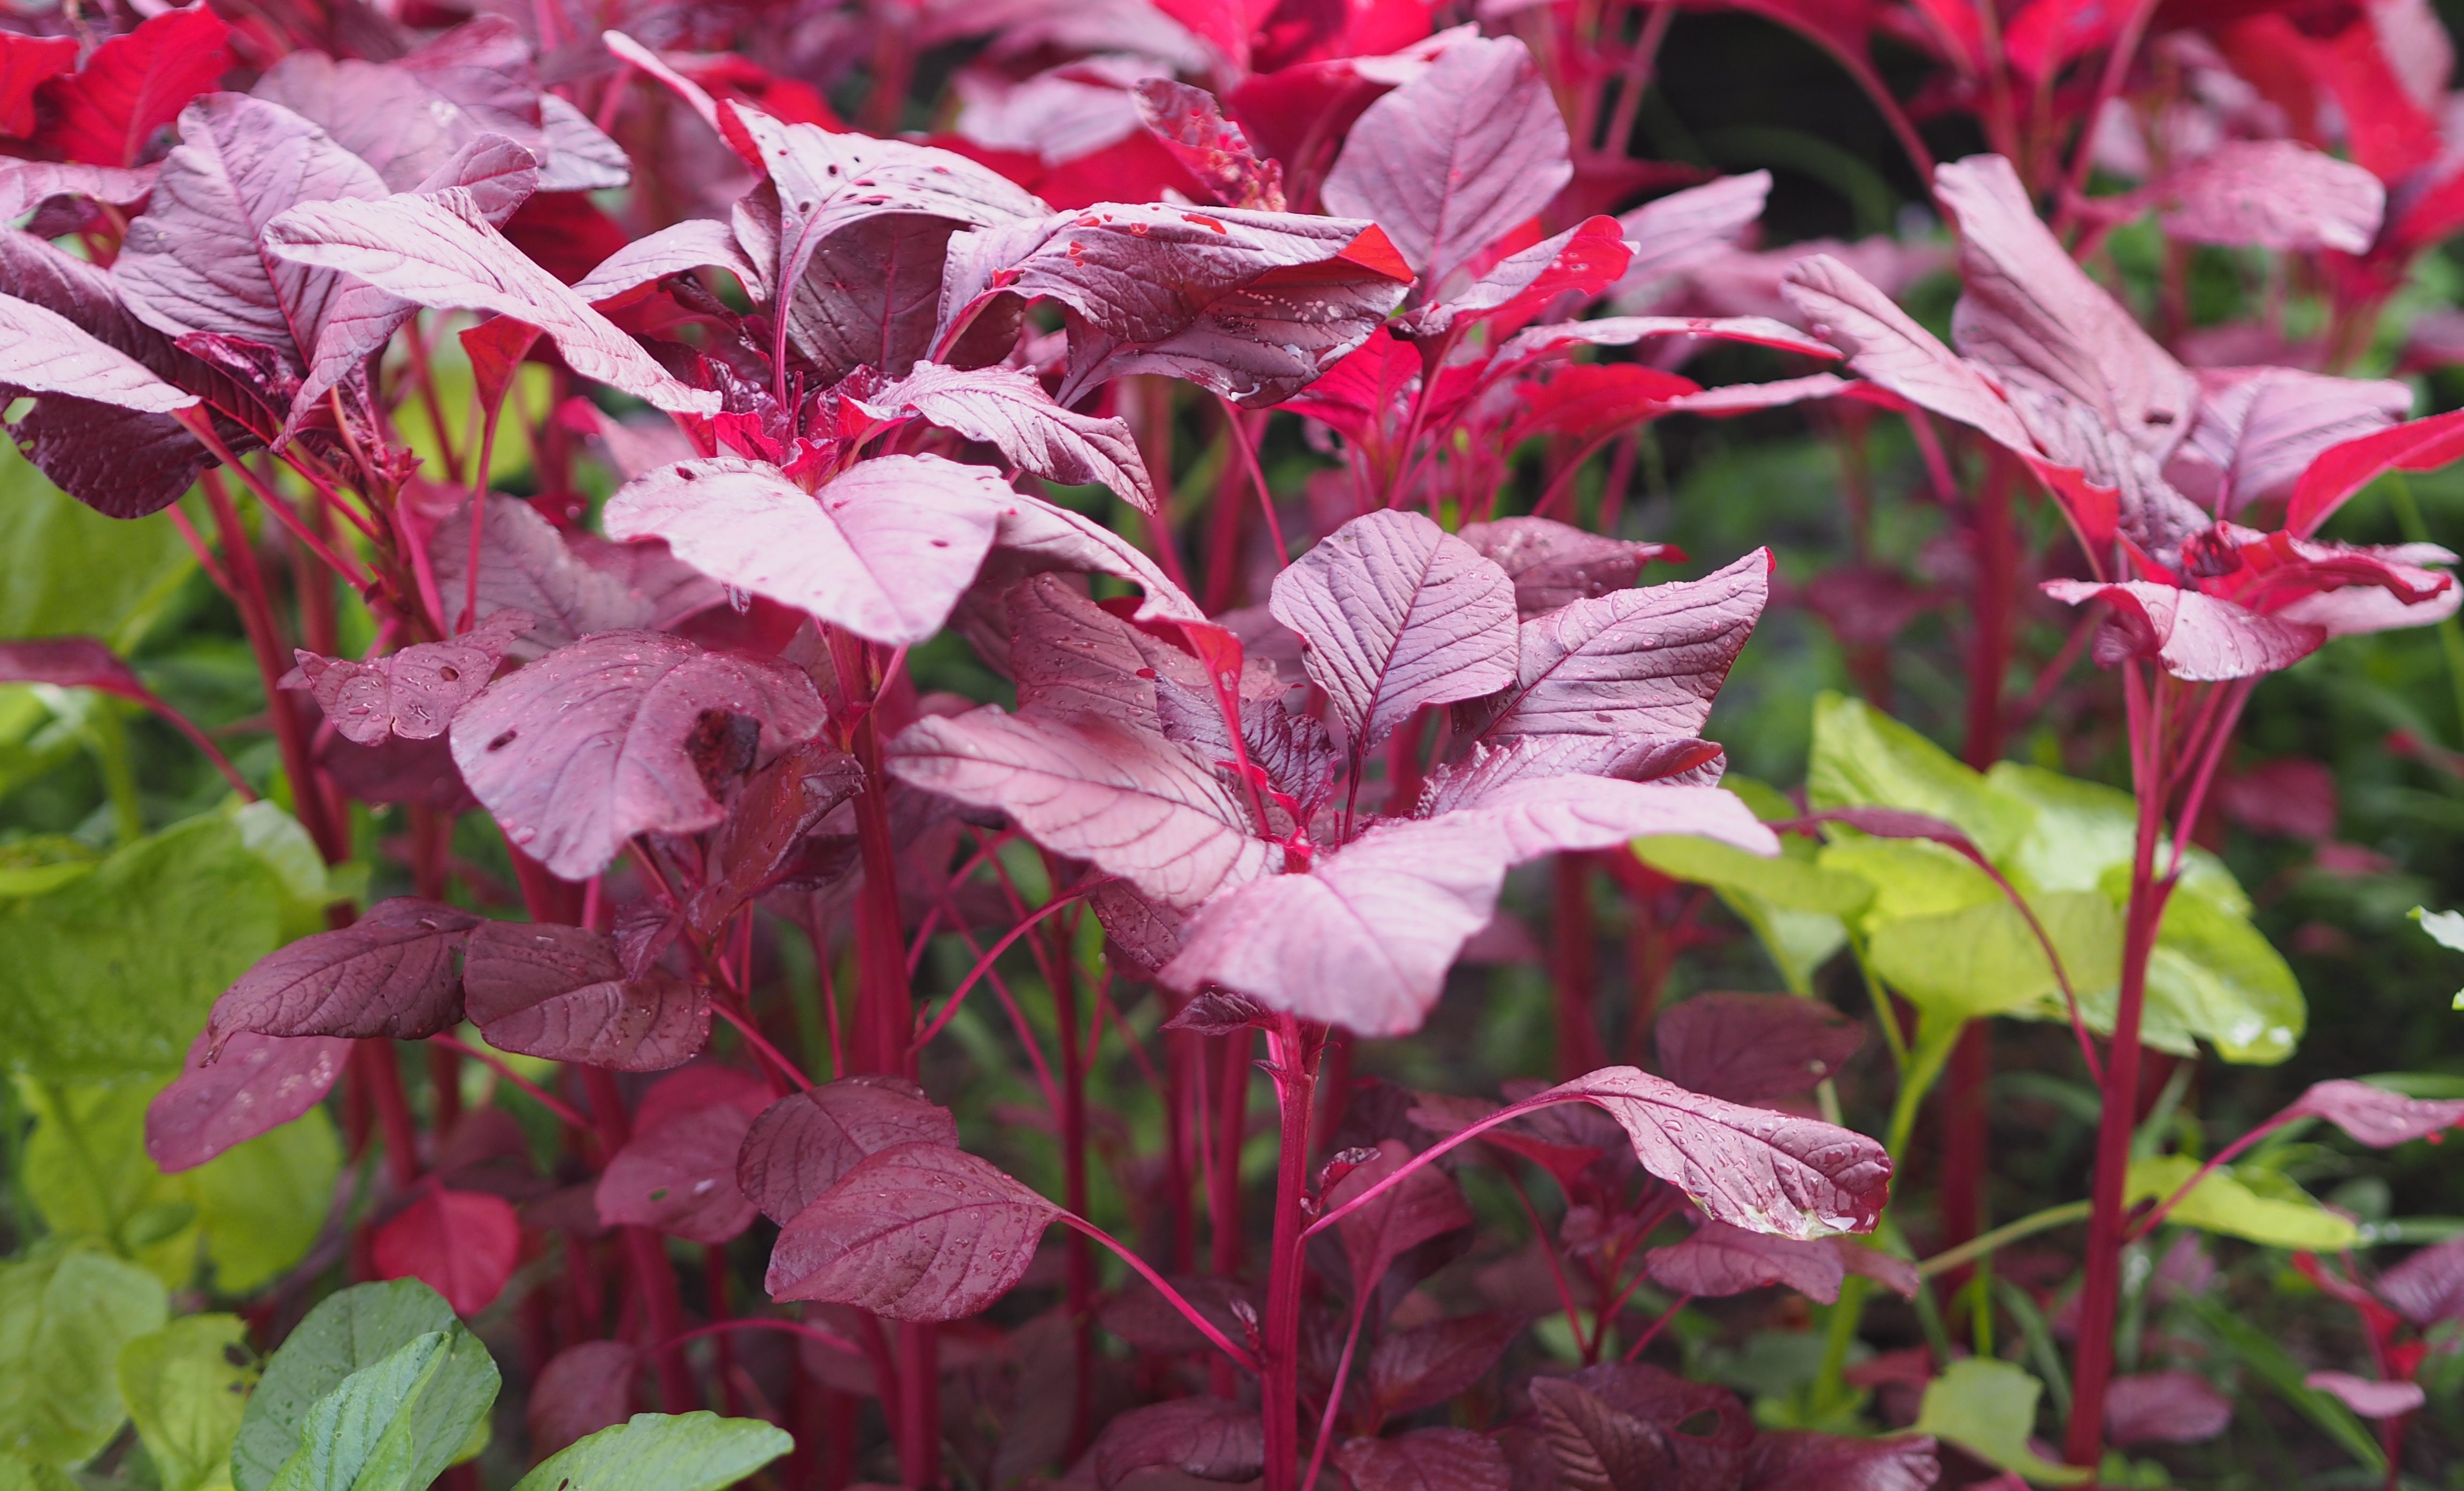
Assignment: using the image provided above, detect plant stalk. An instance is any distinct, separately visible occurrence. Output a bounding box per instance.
[1260,1015,1323,1491]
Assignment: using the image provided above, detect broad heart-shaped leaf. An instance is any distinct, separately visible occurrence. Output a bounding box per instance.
[601,455,1004,647]
[509,1412,792,1491]
[371,1190,519,1319]
[112,94,385,366]
[1654,992,1864,1105]
[1090,1399,1265,1490]
[448,629,828,880]
[0,292,202,413]
[1865,888,2120,1029]
[145,1029,348,1173]
[2149,140,2384,253]
[0,1246,168,1469]
[289,609,532,746]
[2286,1079,2464,1146]
[1644,1219,1845,1302]
[117,1314,253,1491]
[738,1077,960,1225]
[1270,509,1518,749]
[597,1106,760,1243]
[887,706,1279,909]
[38,7,234,168]
[1327,1139,1474,1299]
[1459,550,1770,744]
[1910,1359,2091,1486]
[259,189,718,417]
[937,203,1412,408]
[1319,36,1570,291]
[771,211,968,383]
[2040,578,2324,682]
[766,1141,1061,1320]
[1005,574,1215,733]
[1457,517,1675,619]
[2124,1155,2358,1250]
[1781,252,2038,458]
[1335,1430,1510,1491]
[205,898,481,1044]
[461,921,710,1071]
[1364,1317,1520,1420]
[870,362,1156,512]
[1740,1431,1940,1491]
[230,1279,497,1491]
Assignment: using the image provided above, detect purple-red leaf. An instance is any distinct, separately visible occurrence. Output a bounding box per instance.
[206,898,482,1044]
[1006,575,1214,732]
[1564,1364,1753,1491]
[2284,1079,2464,1147]
[288,609,532,746]
[2169,368,2412,516]
[0,290,203,414]
[1456,517,1676,619]
[144,1028,348,1173]
[688,741,864,936]
[1334,1430,1511,1491]
[528,1341,637,1456]
[373,1186,519,1316]
[1091,1398,1266,1490]
[1613,171,1770,304]
[602,454,1005,647]
[1498,314,1844,366]
[871,362,1156,512]
[2375,1237,2464,1327]
[462,921,711,1070]
[1365,1316,1520,1418]
[2147,141,2384,254]
[1418,735,1727,811]
[1330,1138,1475,1297]
[429,495,703,655]
[2104,1371,2231,1444]
[1133,79,1285,211]
[1404,218,1632,338]
[572,219,763,306]
[1781,253,2036,457]
[1530,1377,1669,1491]
[39,6,234,168]
[738,1076,960,1225]
[1644,1219,1845,1302]
[597,1104,761,1243]
[0,637,153,700]
[887,706,1277,909]
[1461,550,1770,743]
[1318,36,1570,290]
[259,188,719,416]
[1655,993,1865,1105]
[448,629,828,880]
[1438,778,1780,862]
[2304,1372,2424,1420]
[766,1141,1060,1320]
[1270,510,1519,749]
[0,160,157,222]
[2040,579,2324,681]
[1739,1431,1939,1491]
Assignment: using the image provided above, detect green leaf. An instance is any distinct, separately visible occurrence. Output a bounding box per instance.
[118,1314,256,1491]
[510,1413,795,1491]
[2125,1155,2359,1250]
[1984,764,2243,909]
[1865,890,2121,1025]
[0,809,290,1079]
[20,1080,200,1287]
[1806,694,2035,862]
[2088,871,2304,1065]
[0,1455,80,1491]
[0,839,101,899]
[1820,838,1999,921]
[232,1281,497,1491]
[0,443,195,649]
[231,803,358,939]
[1634,782,1870,992]
[0,1243,171,1467]
[190,1106,341,1294]
[1909,1358,2091,1485]
[265,1332,450,1491]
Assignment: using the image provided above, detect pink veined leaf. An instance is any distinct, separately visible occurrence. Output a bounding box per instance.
[1005,574,1215,733]
[461,920,711,1071]
[571,218,765,306]
[1835,1241,1921,1298]
[1319,35,1571,290]
[1090,1398,1266,1490]
[631,1064,772,1138]
[688,741,865,937]
[601,454,1006,646]
[1655,992,1865,1106]
[1269,509,1519,750]
[1497,314,1844,367]
[868,362,1157,512]
[2286,407,2464,538]
[1402,217,1633,337]
[597,1104,761,1243]
[1364,1316,1520,1419]
[1088,880,1191,980]
[1645,1218,1847,1302]
[143,1028,348,1173]
[1329,1138,1475,1297]
[1456,516,1677,619]
[766,1140,1061,1319]
[320,733,472,812]
[2041,578,2326,681]
[250,50,482,194]
[937,202,1413,408]
[287,608,533,746]
[1564,1363,1754,1491]
[258,188,719,416]
[372,1187,520,1317]
[2104,1371,2232,1444]
[1780,253,2038,457]
[1437,777,1780,862]
[1159,813,1512,1036]
[2146,141,2385,254]
[1416,735,1729,813]
[1664,375,1859,418]
[205,898,483,1044]
[1529,1378,1672,1491]
[38,6,235,168]
[886,706,1280,909]
[111,94,387,368]
[1739,1431,1940,1491]
[447,628,828,880]
[428,495,686,655]
[0,290,203,414]
[1132,79,1285,210]
[0,637,155,700]
[1612,171,1771,304]
[2283,1079,2464,1146]
[1334,1430,1511,1491]
[2375,1237,2464,1327]
[528,1341,638,1456]
[769,210,984,383]
[1460,548,1771,743]
[0,160,158,221]
[2168,367,2412,515]
[2304,1372,2426,1420]
[737,1076,961,1225]
[972,483,1206,625]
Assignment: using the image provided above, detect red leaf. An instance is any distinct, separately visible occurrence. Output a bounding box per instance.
[1090,1398,1265,1489]
[738,1076,960,1225]
[1405,217,1632,338]
[143,1028,348,1173]
[1654,993,1864,1106]
[2285,1079,2464,1147]
[0,34,76,138]
[288,609,532,747]
[528,1341,637,1456]
[597,1104,761,1243]
[2104,1370,2231,1444]
[2376,1237,2464,1327]
[207,898,483,1043]
[1364,1315,1520,1418]
[0,636,151,702]
[463,921,711,1071]
[766,1141,1060,1320]
[1133,79,1286,210]
[1328,1138,1474,1297]
[1334,1429,1510,1491]
[1645,1219,1846,1302]
[1456,516,1677,619]
[2305,1371,2424,1420]
[2040,579,2325,681]
[2286,408,2464,538]
[38,6,233,167]
[374,1187,521,1317]
[1739,1430,1939,1491]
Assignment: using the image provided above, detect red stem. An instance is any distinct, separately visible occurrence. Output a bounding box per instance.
[584,1065,696,1413]
[1051,895,1097,1462]
[1553,854,1607,1080]
[1260,1015,1324,1491]
[428,1034,590,1130]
